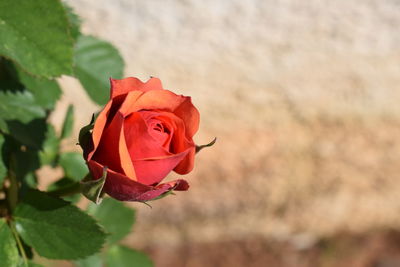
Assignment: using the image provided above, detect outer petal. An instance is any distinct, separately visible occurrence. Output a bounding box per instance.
[173,97,200,138]
[87,92,136,161]
[87,100,113,161]
[128,89,186,113]
[92,112,136,180]
[164,179,189,191]
[117,90,146,115]
[88,160,188,201]
[174,147,196,174]
[132,150,189,185]
[110,77,163,98]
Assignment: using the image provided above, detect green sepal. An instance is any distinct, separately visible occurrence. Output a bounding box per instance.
[148,191,176,202]
[195,137,217,153]
[78,123,93,151]
[78,112,99,151]
[81,167,107,205]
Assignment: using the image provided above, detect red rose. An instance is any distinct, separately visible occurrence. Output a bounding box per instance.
[82,77,199,201]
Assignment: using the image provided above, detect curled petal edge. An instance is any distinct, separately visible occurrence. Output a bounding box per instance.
[87,160,189,202]
[110,77,163,99]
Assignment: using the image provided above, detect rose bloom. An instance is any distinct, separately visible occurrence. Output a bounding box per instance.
[82,77,199,201]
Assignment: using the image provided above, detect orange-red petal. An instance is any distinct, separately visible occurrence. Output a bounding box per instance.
[121,90,199,139]
[110,77,163,99]
[132,150,189,185]
[156,111,196,174]
[125,89,186,113]
[87,100,113,161]
[173,97,200,138]
[174,146,196,174]
[124,112,171,160]
[92,112,136,180]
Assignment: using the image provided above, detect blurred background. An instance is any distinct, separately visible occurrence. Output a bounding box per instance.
[55,0,400,266]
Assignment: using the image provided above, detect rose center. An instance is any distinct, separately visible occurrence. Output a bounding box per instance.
[153,122,170,134]
[148,119,171,150]
[154,123,163,132]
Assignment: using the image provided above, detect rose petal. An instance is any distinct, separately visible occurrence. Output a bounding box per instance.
[88,160,188,201]
[122,89,186,115]
[173,97,200,138]
[118,90,199,139]
[117,90,144,116]
[155,111,196,174]
[133,150,189,185]
[174,147,196,174]
[124,112,171,159]
[110,77,163,98]
[88,92,133,161]
[164,179,190,191]
[148,125,170,147]
[141,111,175,150]
[87,100,113,161]
[93,112,136,180]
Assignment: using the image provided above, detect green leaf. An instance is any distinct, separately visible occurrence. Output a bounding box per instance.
[0,134,6,185]
[39,125,60,166]
[0,219,19,266]
[81,169,106,205]
[2,135,40,187]
[59,152,87,181]
[63,3,81,41]
[20,237,34,260]
[0,59,61,110]
[16,67,62,110]
[15,150,40,182]
[0,90,45,127]
[21,262,44,267]
[106,245,153,267]
[6,119,47,150]
[60,105,74,139]
[14,190,107,260]
[0,135,40,184]
[74,35,124,105]
[22,172,38,190]
[0,57,24,92]
[74,253,102,267]
[88,198,135,244]
[0,0,73,77]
